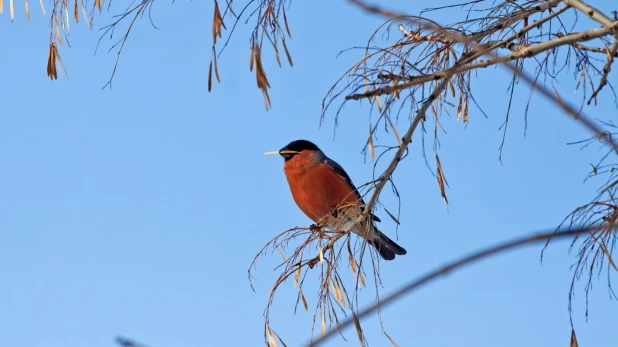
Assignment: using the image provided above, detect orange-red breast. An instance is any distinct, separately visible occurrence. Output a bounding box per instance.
[276,139,406,260]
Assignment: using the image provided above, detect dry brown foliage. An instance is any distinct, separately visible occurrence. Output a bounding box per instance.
[207,0,294,109]
[2,0,154,83]
[248,198,400,346]
[543,126,618,323]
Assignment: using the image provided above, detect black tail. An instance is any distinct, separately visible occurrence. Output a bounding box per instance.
[367,230,407,261]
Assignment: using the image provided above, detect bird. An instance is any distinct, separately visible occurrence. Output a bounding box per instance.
[270,139,407,261]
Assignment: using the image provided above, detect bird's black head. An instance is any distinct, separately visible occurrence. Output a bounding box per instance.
[279,140,320,161]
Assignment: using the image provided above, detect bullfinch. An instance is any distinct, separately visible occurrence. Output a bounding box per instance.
[273,139,406,261]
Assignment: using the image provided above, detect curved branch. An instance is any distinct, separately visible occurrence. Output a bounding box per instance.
[307,225,604,347]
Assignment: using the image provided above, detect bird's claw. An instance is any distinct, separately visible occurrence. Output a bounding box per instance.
[309,223,322,231]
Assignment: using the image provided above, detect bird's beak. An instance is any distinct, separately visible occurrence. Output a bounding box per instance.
[263,150,299,156]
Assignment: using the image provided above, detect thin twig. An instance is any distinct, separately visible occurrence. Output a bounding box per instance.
[565,0,618,104]
[484,48,618,153]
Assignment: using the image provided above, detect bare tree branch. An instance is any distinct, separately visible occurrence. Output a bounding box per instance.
[307,224,607,347]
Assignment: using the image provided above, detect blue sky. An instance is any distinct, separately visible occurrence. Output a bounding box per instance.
[1,1,617,346]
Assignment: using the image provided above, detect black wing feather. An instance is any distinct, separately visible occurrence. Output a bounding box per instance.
[324,158,381,222]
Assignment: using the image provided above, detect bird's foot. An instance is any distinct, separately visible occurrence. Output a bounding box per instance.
[309,223,322,232]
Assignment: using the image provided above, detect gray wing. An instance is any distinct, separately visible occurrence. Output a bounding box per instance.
[324,157,381,222]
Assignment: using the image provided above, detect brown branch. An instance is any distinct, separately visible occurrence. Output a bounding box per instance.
[572,41,618,56]
[564,0,617,27]
[345,0,594,233]
[334,5,567,207]
[565,0,618,104]
[587,39,618,104]
[343,2,569,100]
[347,21,618,100]
[362,76,451,215]
[346,0,618,221]
[367,4,571,85]
[346,0,618,245]
[307,225,605,347]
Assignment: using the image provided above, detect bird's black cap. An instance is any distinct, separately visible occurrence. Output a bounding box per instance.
[279,140,320,160]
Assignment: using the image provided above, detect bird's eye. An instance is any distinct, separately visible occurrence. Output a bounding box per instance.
[281,152,296,160]
[279,149,300,160]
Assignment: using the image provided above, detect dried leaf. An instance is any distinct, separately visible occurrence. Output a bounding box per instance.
[368,130,375,160]
[337,279,346,307]
[375,95,382,112]
[331,280,340,302]
[294,263,301,287]
[570,329,579,347]
[392,78,400,99]
[95,0,101,11]
[54,17,63,45]
[318,244,324,263]
[80,0,90,28]
[252,44,272,110]
[274,45,282,68]
[249,45,255,72]
[39,0,45,15]
[456,93,463,121]
[268,329,287,347]
[385,332,399,347]
[436,154,450,212]
[357,269,366,287]
[47,43,58,80]
[386,116,401,146]
[321,310,326,335]
[213,53,221,82]
[281,38,293,66]
[254,48,269,89]
[212,1,219,43]
[25,0,29,20]
[299,288,308,311]
[0,0,3,13]
[73,0,77,23]
[262,89,271,111]
[275,247,288,265]
[463,96,469,123]
[349,253,357,273]
[334,279,344,304]
[267,327,278,347]
[208,61,213,91]
[283,9,291,37]
[10,0,14,20]
[64,6,70,30]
